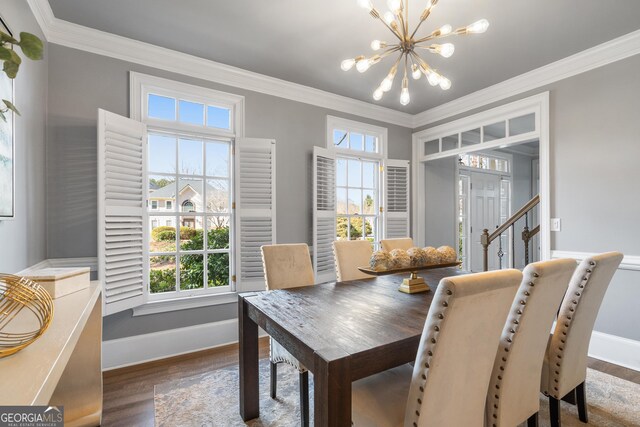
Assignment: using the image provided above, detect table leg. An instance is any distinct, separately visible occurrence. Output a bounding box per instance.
[314,349,352,427]
[239,294,259,421]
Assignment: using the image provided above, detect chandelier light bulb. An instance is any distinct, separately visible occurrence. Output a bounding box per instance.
[466,19,490,34]
[370,40,387,51]
[439,76,452,90]
[383,11,395,25]
[341,58,356,71]
[357,0,373,11]
[373,87,384,101]
[411,63,422,80]
[387,0,402,13]
[356,58,372,72]
[438,24,452,35]
[433,43,455,58]
[426,70,441,86]
[400,77,410,105]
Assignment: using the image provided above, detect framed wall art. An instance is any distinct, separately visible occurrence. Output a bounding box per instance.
[0,15,15,220]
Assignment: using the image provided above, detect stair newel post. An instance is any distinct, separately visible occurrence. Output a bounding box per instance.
[481,228,490,272]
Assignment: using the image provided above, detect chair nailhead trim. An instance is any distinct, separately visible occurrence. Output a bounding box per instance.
[412,286,454,425]
[489,272,540,424]
[547,260,596,398]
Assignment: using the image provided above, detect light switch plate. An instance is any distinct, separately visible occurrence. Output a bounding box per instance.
[551,218,561,232]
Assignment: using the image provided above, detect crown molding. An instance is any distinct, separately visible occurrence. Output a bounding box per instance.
[28,0,640,131]
[413,29,640,128]
[26,0,415,128]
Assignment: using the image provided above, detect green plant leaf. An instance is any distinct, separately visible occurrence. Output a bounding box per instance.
[3,100,20,116]
[0,31,19,45]
[3,60,19,78]
[0,110,6,123]
[18,32,43,60]
[9,49,21,65]
[0,46,12,61]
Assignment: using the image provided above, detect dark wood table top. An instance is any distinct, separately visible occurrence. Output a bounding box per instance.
[243,267,466,380]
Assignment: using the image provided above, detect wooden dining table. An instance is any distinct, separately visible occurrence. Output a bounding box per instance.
[238,266,466,427]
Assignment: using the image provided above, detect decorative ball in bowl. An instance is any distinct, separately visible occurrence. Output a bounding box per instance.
[0,274,54,358]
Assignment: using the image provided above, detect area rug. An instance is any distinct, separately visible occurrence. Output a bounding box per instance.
[155,360,640,426]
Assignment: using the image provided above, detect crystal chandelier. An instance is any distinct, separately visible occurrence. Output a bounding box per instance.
[342,0,489,105]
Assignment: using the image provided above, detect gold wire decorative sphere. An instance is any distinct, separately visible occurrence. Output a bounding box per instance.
[0,274,54,358]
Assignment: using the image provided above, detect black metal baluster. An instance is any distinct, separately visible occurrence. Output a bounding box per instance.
[511,223,515,268]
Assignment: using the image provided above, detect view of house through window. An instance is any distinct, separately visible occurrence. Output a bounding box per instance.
[146,92,233,296]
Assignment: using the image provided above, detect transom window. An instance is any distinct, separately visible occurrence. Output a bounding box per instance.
[459,154,509,173]
[147,93,232,131]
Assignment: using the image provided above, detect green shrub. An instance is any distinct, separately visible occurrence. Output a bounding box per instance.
[152,226,176,241]
[149,268,176,293]
[179,226,197,240]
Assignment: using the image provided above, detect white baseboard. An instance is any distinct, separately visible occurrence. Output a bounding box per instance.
[589,331,640,372]
[102,319,267,371]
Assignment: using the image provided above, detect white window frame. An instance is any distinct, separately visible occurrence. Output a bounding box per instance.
[326,116,388,245]
[130,72,245,312]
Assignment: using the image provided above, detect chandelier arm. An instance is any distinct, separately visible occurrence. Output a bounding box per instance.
[396,12,408,40]
[404,0,409,40]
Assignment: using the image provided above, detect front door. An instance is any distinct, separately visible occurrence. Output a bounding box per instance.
[470,171,501,272]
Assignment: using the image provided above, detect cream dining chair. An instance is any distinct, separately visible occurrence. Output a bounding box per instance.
[260,243,315,427]
[486,258,577,427]
[333,240,374,282]
[380,237,414,252]
[351,269,522,427]
[541,252,623,427]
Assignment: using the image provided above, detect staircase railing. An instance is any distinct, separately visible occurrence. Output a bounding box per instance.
[481,194,540,271]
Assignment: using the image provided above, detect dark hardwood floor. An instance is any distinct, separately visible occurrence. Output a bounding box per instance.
[102,337,638,426]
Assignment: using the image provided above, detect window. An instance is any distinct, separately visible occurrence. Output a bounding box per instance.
[330,118,385,246]
[134,73,244,302]
[459,154,509,173]
[314,116,407,282]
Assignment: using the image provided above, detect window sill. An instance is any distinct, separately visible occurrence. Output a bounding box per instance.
[132,292,238,317]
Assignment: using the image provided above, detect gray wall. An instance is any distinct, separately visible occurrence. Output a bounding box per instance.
[417,54,640,341]
[424,157,457,248]
[46,44,413,340]
[0,2,48,273]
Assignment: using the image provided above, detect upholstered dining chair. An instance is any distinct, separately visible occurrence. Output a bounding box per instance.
[260,243,315,427]
[486,258,577,427]
[380,237,414,252]
[541,252,623,427]
[352,269,522,427]
[333,240,374,282]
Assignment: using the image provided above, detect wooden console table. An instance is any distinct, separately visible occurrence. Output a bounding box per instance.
[0,282,102,427]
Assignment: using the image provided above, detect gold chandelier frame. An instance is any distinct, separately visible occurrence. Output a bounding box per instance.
[342,0,489,105]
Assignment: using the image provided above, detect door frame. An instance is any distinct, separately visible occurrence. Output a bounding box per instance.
[411,92,551,261]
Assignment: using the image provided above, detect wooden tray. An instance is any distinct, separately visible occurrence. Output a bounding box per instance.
[357,261,462,276]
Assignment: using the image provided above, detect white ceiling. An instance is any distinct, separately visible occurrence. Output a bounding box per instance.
[48,0,640,114]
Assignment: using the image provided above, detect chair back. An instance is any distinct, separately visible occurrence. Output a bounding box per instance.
[333,240,374,282]
[542,252,623,399]
[405,269,522,427]
[487,259,576,427]
[260,244,315,290]
[381,238,414,252]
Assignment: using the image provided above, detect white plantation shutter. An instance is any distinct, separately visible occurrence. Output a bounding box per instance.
[97,109,147,315]
[235,138,276,291]
[384,159,410,239]
[313,147,337,283]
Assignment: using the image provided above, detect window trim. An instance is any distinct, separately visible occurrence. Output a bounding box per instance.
[327,116,388,246]
[131,72,245,309]
[326,115,387,160]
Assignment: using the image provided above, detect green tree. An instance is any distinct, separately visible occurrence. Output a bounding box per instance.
[149,178,174,188]
[337,216,373,240]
